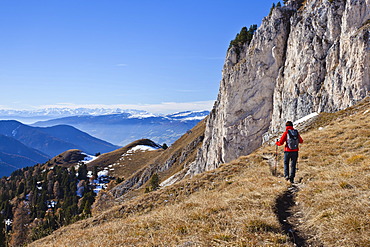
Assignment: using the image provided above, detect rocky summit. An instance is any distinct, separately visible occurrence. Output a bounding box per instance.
[191,0,369,174]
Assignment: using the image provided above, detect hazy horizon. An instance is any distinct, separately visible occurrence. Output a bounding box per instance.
[1,0,277,112]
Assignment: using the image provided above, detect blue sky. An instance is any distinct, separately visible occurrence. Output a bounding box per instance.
[0,0,277,113]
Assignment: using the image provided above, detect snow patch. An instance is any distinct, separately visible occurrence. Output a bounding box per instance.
[98,170,109,177]
[12,126,20,137]
[170,111,194,117]
[81,153,98,164]
[294,112,319,125]
[180,116,206,121]
[90,170,113,194]
[128,145,159,152]
[166,110,208,121]
[128,113,157,119]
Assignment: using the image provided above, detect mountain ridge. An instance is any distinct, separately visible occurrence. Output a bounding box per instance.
[0,120,119,176]
[32,111,209,146]
[0,134,50,177]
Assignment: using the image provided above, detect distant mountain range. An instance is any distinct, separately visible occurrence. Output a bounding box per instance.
[0,109,209,176]
[0,108,150,118]
[32,110,209,146]
[0,120,119,177]
[0,108,152,124]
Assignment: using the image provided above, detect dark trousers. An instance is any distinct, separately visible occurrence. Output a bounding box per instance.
[284,151,298,181]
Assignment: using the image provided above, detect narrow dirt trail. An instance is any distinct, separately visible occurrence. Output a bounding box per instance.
[274,185,307,247]
[264,152,321,246]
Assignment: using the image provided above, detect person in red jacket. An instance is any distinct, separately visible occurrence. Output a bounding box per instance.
[276,121,303,183]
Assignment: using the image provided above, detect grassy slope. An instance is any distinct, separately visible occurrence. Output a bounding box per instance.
[105,119,206,203]
[86,139,163,179]
[295,98,370,246]
[85,119,205,187]
[30,98,369,246]
[44,149,86,168]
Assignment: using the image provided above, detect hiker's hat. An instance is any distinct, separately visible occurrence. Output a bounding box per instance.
[286,121,293,126]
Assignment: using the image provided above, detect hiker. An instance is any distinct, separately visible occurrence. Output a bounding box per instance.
[276,121,303,183]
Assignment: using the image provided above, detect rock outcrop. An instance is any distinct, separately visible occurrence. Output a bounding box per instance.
[191,0,369,174]
[271,0,370,132]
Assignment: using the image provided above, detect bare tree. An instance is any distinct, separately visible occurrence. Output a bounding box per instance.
[10,201,30,247]
[53,181,60,199]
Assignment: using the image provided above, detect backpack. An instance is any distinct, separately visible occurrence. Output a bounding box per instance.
[287,129,299,149]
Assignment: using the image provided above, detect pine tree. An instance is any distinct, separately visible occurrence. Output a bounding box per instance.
[270,3,276,15]
[92,166,98,180]
[78,164,88,181]
[16,181,25,196]
[162,143,168,150]
[0,214,6,247]
[229,24,258,51]
[2,200,13,219]
[79,191,95,217]
[149,173,160,191]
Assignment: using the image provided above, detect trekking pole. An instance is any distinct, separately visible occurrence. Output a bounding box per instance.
[274,139,279,176]
[296,158,299,171]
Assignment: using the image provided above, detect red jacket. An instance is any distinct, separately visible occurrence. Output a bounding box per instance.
[276,126,303,152]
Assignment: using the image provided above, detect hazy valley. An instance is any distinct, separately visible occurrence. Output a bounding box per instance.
[0,110,207,177]
[32,110,209,146]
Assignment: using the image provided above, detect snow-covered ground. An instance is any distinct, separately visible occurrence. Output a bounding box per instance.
[294,112,319,125]
[97,170,109,177]
[89,170,111,194]
[81,153,98,164]
[127,145,160,153]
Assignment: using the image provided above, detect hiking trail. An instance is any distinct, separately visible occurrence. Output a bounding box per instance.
[264,152,322,246]
[274,185,308,247]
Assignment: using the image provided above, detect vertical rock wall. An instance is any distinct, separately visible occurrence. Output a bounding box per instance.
[271,0,370,132]
[190,6,294,173]
[190,0,369,175]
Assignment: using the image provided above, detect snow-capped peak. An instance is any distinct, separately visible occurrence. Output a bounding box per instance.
[165,110,209,121]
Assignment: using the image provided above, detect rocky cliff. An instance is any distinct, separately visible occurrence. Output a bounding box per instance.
[191,0,369,174]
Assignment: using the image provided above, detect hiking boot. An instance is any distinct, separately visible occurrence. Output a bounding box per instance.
[290,178,294,183]
[285,176,290,181]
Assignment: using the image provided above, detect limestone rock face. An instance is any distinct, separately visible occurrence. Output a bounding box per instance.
[191,0,369,174]
[271,0,370,132]
[192,6,294,172]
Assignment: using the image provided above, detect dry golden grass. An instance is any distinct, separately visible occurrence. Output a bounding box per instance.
[147,118,207,181]
[29,98,370,246]
[293,99,370,247]
[87,139,163,179]
[90,120,207,214]
[45,149,86,168]
[30,153,291,246]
